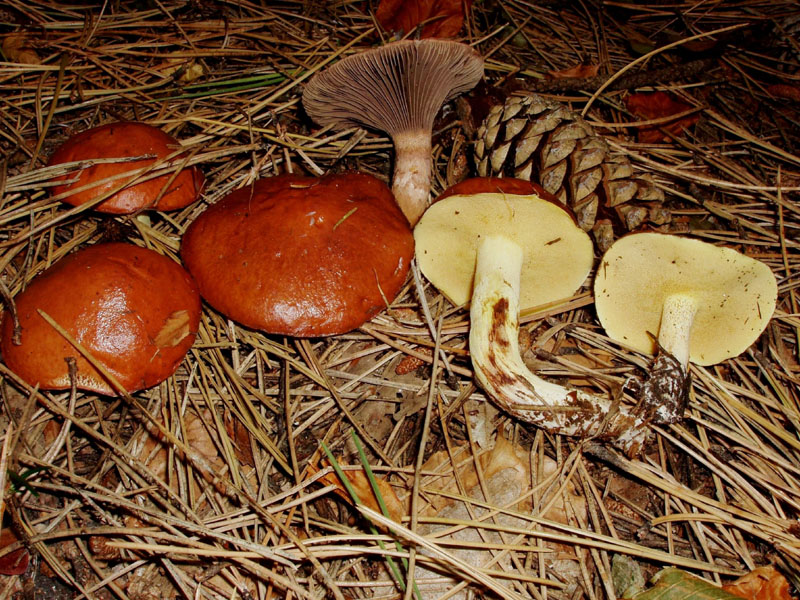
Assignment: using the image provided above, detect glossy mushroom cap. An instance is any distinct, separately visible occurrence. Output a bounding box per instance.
[181,173,414,337]
[47,122,205,214]
[302,40,484,225]
[1,243,202,395]
[594,232,778,366]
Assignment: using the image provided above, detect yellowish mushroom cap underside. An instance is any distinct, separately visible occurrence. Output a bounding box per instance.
[414,192,594,309]
[594,232,778,366]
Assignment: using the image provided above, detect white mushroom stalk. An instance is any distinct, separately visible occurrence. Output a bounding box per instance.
[302,40,484,225]
[392,130,434,225]
[656,294,698,370]
[469,234,649,454]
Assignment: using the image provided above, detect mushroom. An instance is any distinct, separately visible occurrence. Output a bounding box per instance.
[594,232,778,423]
[302,39,483,226]
[1,243,202,395]
[47,121,205,214]
[181,173,414,337]
[415,178,649,453]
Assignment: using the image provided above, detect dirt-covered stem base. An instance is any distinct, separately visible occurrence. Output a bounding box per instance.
[469,234,649,455]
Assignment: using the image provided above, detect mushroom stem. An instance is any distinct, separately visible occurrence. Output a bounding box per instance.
[657,293,698,370]
[634,293,697,425]
[469,234,649,455]
[392,129,433,226]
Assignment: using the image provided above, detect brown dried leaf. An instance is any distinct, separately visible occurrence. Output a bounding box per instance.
[162,59,205,84]
[417,436,520,514]
[413,433,588,591]
[625,92,699,143]
[768,84,800,103]
[2,33,41,64]
[419,432,586,524]
[182,410,224,469]
[315,464,407,523]
[133,409,226,499]
[224,412,255,468]
[547,63,600,79]
[722,567,793,600]
[395,352,428,375]
[0,528,29,575]
[376,0,472,39]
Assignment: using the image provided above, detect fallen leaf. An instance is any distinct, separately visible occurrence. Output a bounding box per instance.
[162,58,205,84]
[0,528,29,575]
[767,84,800,103]
[394,351,428,375]
[356,400,396,442]
[620,27,657,56]
[418,432,586,524]
[130,409,238,515]
[413,450,532,599]
[625,92,699,143]
[613,554,647,599]
[409,433,588,597]
[632,568,743,600]
[547,63,600,80]
[376,0,472,39]
[224,412,255,468]
[722,566,793,600]
[2,33,41,64]
[455,80,509,136]
[315,463,406,523]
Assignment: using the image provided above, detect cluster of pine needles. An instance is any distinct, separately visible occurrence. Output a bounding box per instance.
[1,1,800,599]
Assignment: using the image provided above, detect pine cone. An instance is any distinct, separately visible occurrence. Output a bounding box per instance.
[474,93,669,251]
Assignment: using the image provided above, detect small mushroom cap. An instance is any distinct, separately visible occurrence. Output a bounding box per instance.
[414,187,594,308]
[181,173,414,337]
[1,243,201,394]
[594,232,778,365]
[47,122,204,214]
[302,39,483,135]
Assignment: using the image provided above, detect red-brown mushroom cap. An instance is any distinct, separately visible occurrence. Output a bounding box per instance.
[436,177,558,203]
[47,122,205,214]
[181,173,414,337]
[1,243,202,395]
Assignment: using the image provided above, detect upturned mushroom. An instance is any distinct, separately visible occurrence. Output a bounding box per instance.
[1,243,201,395]
[48,121,204,214]
[594,232,778,423]
[302,39,483,225]
[415,178,649,454]
[181,173,414,337]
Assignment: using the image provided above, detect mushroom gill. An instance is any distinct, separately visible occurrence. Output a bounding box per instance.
[302,39,484,225]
